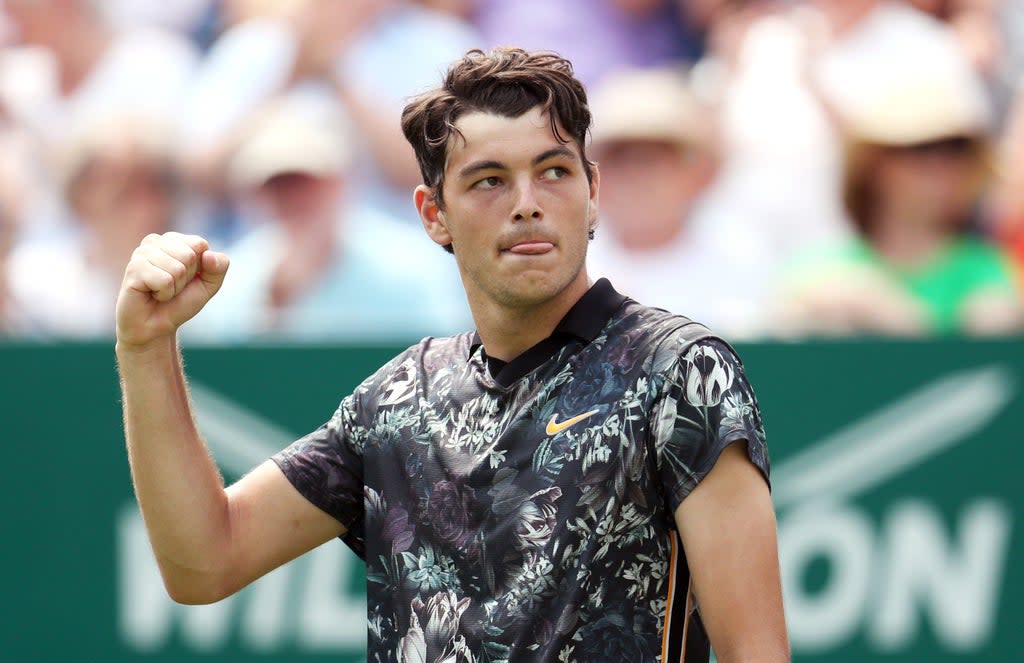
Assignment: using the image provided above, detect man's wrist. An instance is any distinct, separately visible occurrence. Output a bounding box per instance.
[115,334,179,364]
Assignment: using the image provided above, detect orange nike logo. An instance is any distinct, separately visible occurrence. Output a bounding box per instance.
[545,409,600,435]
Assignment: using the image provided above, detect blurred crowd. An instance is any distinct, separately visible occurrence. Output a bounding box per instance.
[0,0,1022,343]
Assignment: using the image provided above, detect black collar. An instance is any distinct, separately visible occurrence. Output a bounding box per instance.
[470,278,627,386]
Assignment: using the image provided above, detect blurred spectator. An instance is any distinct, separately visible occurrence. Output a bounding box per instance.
[773,52,1024,337]
[0,0,198,336]
[100,0,213,38]
[1003,0,1024,94]
[0,0,197,161]
[680,0,1009,337]
[990,76,1024,291]
[0,0,1015,343]
[884,1,1024,126]
[585,66,769,336]
[675,0,757,60]
[904,0,1003,78]
[185,91,470,343]
[4,114,183,336]
[688,1,857,278]
[416,0,476,20]
[334,0,482,219]
[474,0,695,88]
[0,0,197,244]
[180,0,480,227]
[178,1,383,196]
[805,1,999,128]
[0,127,32,333]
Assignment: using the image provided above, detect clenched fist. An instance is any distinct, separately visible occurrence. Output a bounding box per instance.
[116,232,229,349]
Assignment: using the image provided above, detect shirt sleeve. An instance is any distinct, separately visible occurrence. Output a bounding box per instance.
[270,347,423,560]
[271,390,367,533]
[650,337,770,514]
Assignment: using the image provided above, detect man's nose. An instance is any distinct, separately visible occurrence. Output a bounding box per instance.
[511,180,542,221]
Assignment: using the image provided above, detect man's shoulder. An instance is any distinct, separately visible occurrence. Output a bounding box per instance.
[360,332,475,385]
[606,297,743,373]
[615,297,720,346]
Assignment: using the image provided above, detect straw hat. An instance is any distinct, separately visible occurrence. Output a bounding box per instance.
[589,66,711,149]
[840,57,992,146]
[228,91,352,189]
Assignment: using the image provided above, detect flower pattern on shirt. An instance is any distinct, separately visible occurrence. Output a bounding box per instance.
[274,301,769,663]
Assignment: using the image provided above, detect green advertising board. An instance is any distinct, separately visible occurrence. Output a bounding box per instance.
[2,338,1020,661]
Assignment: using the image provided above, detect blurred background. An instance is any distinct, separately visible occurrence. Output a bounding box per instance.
[0,1,1021,661]
[0,0,1022,341]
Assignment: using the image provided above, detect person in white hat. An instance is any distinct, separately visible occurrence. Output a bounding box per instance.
[774,52,1024,336]
[585,65,772,339]
[184,90,470,342]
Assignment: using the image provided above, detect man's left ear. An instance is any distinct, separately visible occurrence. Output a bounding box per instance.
[587,165,600,226]
[415,185,453,248]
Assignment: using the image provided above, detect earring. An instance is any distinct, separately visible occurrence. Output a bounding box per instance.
[587,228,595,240]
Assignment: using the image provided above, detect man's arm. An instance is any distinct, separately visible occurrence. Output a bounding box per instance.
[116,232,344,604]
[674,442,790,662]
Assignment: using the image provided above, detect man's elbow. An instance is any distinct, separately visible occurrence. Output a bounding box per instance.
[158,563,238,605]
[165,580,231,606]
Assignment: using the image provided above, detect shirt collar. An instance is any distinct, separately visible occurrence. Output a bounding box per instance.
[470,278,627,356]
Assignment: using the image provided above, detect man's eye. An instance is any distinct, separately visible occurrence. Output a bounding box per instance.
[474,176,501,190]
[543,167,568,179]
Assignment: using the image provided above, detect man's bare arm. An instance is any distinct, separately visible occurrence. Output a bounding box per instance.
[117,232,343,604]
[675,442,791,662]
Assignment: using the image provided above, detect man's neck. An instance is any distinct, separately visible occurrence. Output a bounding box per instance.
[470,277,591,362]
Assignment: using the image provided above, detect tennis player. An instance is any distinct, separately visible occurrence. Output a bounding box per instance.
[116,47,788,662]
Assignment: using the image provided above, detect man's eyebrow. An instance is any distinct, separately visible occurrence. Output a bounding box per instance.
[532,146,577,166]
[458,159,505,179]
[456,146,579,180]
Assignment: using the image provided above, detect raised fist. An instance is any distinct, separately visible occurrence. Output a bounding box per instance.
[116,232,230,349]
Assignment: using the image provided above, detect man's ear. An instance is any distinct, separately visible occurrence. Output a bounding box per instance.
[586,163,600,228]
[415,185,453,248]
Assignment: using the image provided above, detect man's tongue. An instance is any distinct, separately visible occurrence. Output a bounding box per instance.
[507,242,552,255]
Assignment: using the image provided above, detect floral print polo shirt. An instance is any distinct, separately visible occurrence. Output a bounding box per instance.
[273,279,770,663]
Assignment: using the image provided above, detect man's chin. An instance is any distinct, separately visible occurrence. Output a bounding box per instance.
[497,270,587,309]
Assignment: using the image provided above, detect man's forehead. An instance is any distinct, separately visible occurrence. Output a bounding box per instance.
[444,108,579,170]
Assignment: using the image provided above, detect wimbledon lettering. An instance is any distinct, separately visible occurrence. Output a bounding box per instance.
[117,505,364,652]
[780,499,1011,653]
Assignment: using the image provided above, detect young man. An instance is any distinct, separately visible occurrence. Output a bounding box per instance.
[116,48,789,662]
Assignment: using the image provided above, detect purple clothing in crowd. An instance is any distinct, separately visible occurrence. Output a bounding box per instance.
[475,0,695,86]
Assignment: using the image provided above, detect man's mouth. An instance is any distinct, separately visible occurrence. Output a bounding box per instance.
[504,241,554,255]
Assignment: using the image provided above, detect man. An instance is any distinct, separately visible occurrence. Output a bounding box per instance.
[183,90,470,342]
[584,65,764,336]
[116,48,788,662]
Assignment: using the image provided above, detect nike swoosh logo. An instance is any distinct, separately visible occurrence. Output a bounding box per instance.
[546,409,600,435]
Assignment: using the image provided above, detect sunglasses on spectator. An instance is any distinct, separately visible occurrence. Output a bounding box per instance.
[884,136,978,157]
